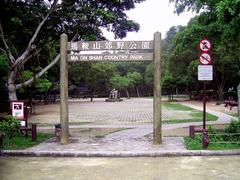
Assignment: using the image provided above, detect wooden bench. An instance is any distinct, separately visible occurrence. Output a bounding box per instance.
[20,124,37,141]
[224,100,238,110]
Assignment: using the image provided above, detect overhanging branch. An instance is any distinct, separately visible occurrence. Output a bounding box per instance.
[12,0,58,70]
[16,54,60,89]
[0,20,15,63]
[16,32,79,89]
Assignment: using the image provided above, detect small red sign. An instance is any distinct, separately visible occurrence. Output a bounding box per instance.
[11,101,25,120]
[199,38,212,52]
[198,53,212,65]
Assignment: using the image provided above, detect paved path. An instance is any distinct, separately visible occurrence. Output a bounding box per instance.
[29,98,204,125]
[34,98,237,143]
[103,101,236,140]
[4,98,238,157]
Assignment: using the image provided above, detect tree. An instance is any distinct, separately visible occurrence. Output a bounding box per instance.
[0,0,145,100]
[110,75,131,98]
[127,72,142,97]
[86,63,117,101]
[164,11,240,101]
[162,74,176,101]
[144,63,154,86]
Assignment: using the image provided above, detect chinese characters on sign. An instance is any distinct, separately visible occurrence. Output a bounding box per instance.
[11,101,26,126]
[11,102,24,119]
[198,65,213,81]
[68,41,153,51]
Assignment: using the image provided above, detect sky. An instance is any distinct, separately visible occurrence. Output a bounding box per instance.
[103,0,196,40]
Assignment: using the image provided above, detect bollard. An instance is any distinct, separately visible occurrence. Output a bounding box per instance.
[55,124,61,142]
[31,124,37,142]
[0,131,2,155]
[238,84,240,120]
[0,131,3,149]
[189,125,195,138]
[202,130,209,149]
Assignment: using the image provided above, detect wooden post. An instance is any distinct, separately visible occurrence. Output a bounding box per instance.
[31,124,37,142]
[203,82,206,129]
[238,84,240,120]
[153,32,162,144]
[60,33,69,144]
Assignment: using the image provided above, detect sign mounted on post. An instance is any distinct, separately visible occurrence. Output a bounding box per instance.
[68,53,153,62]
[199,38,212,52]
[197,37,213,130]
[10,101,26,126]
[198,65,213,81]
[11,101,24,119]
[60,32,162,145]
[198,52,212,65]
[68,41,153,51]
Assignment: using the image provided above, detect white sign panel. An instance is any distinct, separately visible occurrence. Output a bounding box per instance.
[68,53,153,62]
[11,102,25,119]
[198,65,213,81]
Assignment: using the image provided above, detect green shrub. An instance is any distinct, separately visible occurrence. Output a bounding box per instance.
[208,125,217,134]
[224,119,240,141]
[0,116,20,139]
[225,119,240,133]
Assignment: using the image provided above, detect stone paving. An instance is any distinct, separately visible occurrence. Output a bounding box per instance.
[26,136,186,154]
[5,98,237,157]
[30,98,194,125]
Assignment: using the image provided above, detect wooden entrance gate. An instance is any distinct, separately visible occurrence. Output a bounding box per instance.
[60,32,162,144]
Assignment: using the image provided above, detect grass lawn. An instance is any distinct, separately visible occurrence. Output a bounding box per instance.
[184,135,240,150]
[163,102,218,123]
[163,102,194,111]
[2,133,53,150]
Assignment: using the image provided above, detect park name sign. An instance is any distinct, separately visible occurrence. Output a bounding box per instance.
[68,40,153,62]
[68,53,153,62]
[60,32,162,145]
[68,41,153,51]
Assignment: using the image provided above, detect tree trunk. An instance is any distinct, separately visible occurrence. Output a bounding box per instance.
[7,71,17,101]
[189,89,192,100]
[136,87,140,97]
[125,88,130,98]
[90,88,95,102]
[217,86,224,102]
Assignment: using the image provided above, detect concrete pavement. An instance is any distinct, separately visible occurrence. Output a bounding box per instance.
[1,156,240,180]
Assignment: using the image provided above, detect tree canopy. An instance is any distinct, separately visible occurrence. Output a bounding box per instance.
[0,0,145,100]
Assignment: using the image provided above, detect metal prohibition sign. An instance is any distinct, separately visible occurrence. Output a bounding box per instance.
[197,37,213,131]
[59,32,162,145]
[199,52,212,65]
[199,38,212,52]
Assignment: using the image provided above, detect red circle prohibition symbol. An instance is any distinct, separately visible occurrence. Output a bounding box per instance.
[198,53,212,65]
[199,38,212,52]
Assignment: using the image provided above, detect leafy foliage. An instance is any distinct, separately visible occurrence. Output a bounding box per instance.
[19,70,52,93]
[127,72,142,88]
[0,54,9,89]
[0,116,20,139]
[0,0,145,100]
[163,0,240,100]
[109,75,130,90]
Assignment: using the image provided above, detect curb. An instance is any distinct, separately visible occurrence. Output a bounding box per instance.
[2,150,240,157]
